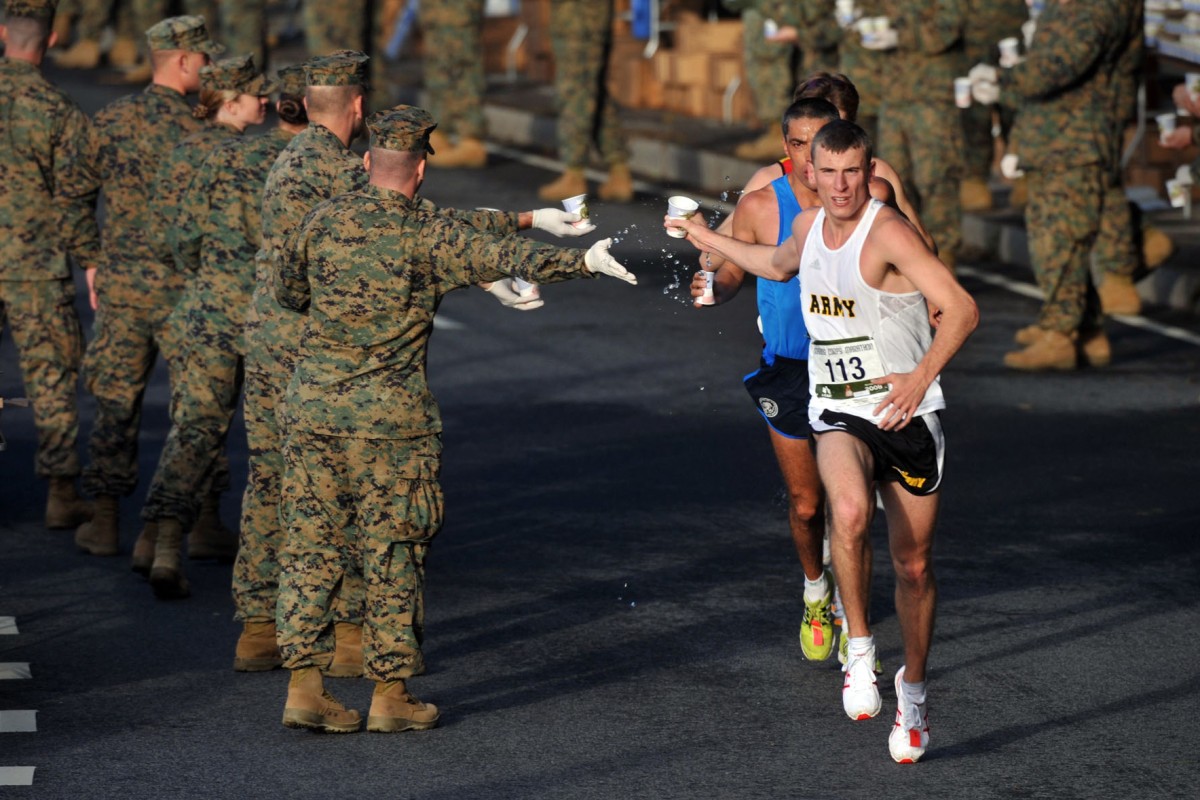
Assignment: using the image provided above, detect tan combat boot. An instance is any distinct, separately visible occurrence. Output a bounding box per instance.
[234,618,283,672]
[282,667,361,733]
[433,136,488,169]
[1098,273,1141,316]
[107,37,139,69]
[52,39,101,69]
[149,518,190,599]
[74,494,119,556]
[366,679,440,732]
[959,177,993,212]
[598,163,634,203]
[45,477,92,529]
[130,520,158,576]
[1013,323,1042,346]
[188,492,238,562]
[326,621,364,678]
[1003,329,1077,371]
[1008,177,1028,210]
[735,129,783,161]
[538,168,587,202]
[1141,226,1174,270]
[1079,329,1112,368]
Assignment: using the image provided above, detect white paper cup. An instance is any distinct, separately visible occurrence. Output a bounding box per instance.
[666,195,699,238]
[954,77,972,109]
[1157,112,1177,143]
[697,270,715,306]
[561,193,589,227]
[869,16,889,33]
[512,277,539,297]
[835,0,856,27]
[763,18,778,38]
[1188,72,1200,100]
[998,36,1020,61]
[1167,179,1189,209]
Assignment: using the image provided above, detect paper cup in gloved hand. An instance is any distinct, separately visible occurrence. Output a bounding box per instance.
[666,196,699,238]
[561,193,590,228]
[954,77,972,109]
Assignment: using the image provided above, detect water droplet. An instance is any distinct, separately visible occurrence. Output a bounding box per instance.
[629,601,637,608]
[699,386,705,391]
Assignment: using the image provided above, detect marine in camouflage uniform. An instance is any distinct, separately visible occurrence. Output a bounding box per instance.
[1000,0,1128,371]
[417,0,487,167]
[0,0,99,528]
[960,0,1025,211]
[242,51,372,676]
[135,53,275,600]
[836,0,886,144]
[536,0,632,203]
[77,16,222,551]
[874,0,967,266]
[729,0,795,161]
[275,105,629,733]
[1092,0,1143,315]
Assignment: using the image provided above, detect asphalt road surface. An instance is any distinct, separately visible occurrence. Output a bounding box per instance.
[2,64,1199,800]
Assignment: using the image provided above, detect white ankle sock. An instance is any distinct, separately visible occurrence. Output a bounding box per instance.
[847,634,874,657]
[803,572,829,603]
[901,678,926,705]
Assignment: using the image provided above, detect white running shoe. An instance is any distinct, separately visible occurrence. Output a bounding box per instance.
[888,666,929,764]
[842,645,882,720]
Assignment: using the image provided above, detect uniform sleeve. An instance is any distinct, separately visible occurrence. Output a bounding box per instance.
[276,209,317,312]
[1000,6,1112,103]
[437,205,521,233]
[895,0,965,56]
[54,104,102,272]
[169,155,212,273]
[422,214,590,290]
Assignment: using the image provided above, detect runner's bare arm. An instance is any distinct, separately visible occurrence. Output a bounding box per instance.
[668,209,807,281]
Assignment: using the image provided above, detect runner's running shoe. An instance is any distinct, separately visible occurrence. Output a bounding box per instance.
[842,644,882,720]
[888,666,929,764]
[800,570,835,661]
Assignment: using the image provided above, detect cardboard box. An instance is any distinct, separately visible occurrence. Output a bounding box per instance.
[676,19,743,55]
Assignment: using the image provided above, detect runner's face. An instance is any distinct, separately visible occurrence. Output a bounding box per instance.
[812,144,870,219]
[784,116,830,192]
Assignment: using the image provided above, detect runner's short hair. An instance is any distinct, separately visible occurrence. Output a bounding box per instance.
[811,119,873,166]
[794,72,860,123]
[780,97,840,136]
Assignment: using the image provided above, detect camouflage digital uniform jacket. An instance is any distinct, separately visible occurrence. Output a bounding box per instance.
[90,83,203,307]
[277,184,594,440]
[1001,0,1125,171]
[170,126,297,354]
[0,57,101,280]
[243,122,368,379]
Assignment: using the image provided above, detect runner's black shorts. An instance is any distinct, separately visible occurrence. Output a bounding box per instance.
[743,355,811,439]
[810,409,945,496]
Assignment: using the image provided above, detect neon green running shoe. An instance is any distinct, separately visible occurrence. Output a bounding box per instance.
[839,627,883,673]
[799,571,835,661]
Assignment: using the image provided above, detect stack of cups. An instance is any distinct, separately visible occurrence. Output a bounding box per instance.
[954,77,972,109]
[697,270,716,306]
[666,195,700,238]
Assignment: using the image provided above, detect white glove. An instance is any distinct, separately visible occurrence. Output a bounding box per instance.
[998,50,1024,69]
[1000,153,1025,180]
[969,62,1000,105]
[483,279,544,310]
[531,208,596,237]
[1021,19,1037,49]
[860,27,898,51]
[584,238,638,285]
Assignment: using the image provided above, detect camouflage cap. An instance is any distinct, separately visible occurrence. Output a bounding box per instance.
[367,105,438,155]
[275,64,306,97]
[4,0,57,22]
[200,54,277,96]
[145,15,225,56]
[303,50,370,87]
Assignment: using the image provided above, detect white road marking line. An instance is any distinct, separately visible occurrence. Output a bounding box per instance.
[0,767,35,786]
[489,145,1200,349]
[0,711,37,732]
[0,617,16,635]
[0,663,31,680]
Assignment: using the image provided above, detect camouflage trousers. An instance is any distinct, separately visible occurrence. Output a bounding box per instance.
[277,431,443,682]
[0,279,85,479]
[300,0,394,107]
[234,370,365,623]
[1092,168,1138,279]
[550,0,627,169]
[139,316,238,527]
[418,0,486,140]
[130,0,216,50]
[960,102,1016,183]
[877,99,964,257]
[81,298,179,498]
[220,0,267,69]
[742,7,795,128]
[67,0,137,42]
[1025,164,1104,333]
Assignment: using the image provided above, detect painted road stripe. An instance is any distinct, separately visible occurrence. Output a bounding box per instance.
[0,617,17,635]
[0,711,37,732]
[0,767,35,786]
[0,663,31,680]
